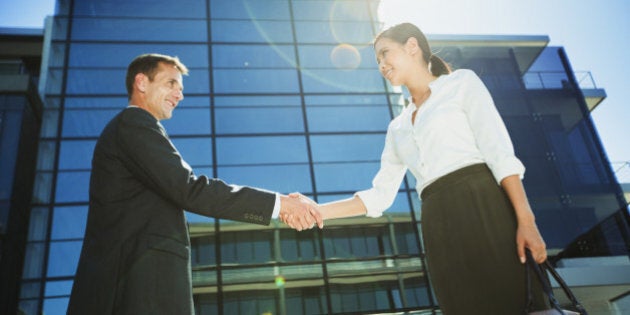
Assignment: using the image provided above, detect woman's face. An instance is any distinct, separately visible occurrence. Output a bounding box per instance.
[374,37,416,86]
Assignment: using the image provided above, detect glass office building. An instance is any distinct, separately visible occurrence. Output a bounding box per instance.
[2,0,628,314]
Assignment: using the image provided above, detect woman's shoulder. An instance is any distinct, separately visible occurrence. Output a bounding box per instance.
[445,68,479,81]
[434,69,483,91]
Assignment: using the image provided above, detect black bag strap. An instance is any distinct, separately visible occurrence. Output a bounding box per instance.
[524,250,588,314]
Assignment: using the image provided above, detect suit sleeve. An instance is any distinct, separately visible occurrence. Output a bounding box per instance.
[116,108,275,225]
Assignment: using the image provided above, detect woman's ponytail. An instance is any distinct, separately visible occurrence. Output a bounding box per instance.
[429,54,451,76]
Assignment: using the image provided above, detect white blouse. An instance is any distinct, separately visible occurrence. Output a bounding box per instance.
[356,69,525,218]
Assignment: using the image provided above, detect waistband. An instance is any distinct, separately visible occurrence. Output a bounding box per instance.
[420,163,490,200]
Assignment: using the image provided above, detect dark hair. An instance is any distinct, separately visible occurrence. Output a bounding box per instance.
[125,53,189,99]
[374,23,451,76]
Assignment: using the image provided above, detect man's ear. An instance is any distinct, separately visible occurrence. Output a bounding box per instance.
[135,73,147,93]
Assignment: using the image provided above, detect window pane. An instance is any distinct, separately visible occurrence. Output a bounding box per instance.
[71,18,207,42]
[58,140,95,170]
[191,235,217,266]
[61,109,118,137]
[43,297,70,315]
[220,230,273,264]
[285,287,327,315]
[280,229,321,261]
[64,97,127,109]
[171,138,213,168]
[222,290,277,314]
[65,70,125,95]
[27,207,49,241]
[323,225,391,258]
[307,106,390,132]
[22,242,46,279]
[294,21,375,44]
[64,96,210,110]
[216,136,308,165]
[318,192,411,215]
[310,134,384,162]
[305,94,389,106]
[301,69,383,93]
[214,95,301,107]
[51,206,88,240]
[18,300,38,315]
[162,108,212,136]
[292,0,372,21]
[45,280,73,297]
[69,43,209,68]
[74,0,206,18]
[211,0,289,19]
[215,107,304,134]
[218,164,312,194]
[47,241,82,277]
[213,69,299,93]
[299,44,376,69]
[32,172,53,204]
[212,44,295,68]
[314,161,379,193]
[55,171,90,203]
[403,276,432,308]
[65,69,210,95]
[211,20,293,43]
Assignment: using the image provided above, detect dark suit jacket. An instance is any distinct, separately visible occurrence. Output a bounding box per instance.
[67,107,275,314]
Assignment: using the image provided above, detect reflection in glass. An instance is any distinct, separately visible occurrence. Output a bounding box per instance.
[215,107,304,134]
[51,206,88,240]
[213,44,295,68]
[71,18,207,42]
[213,69,299,93]
[47,241,82,277]
[55,171,90,203]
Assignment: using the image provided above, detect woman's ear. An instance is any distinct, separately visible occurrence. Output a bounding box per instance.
[404,37,420,55]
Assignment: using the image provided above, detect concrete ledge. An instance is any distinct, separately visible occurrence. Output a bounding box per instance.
[0,74,30,92]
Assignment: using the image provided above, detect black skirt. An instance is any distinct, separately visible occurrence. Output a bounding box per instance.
[420,163,548,314]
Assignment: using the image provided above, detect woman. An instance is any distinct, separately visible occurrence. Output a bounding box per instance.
[296,23,549,314]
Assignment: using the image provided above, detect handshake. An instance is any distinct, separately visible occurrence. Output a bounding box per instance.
[278,193,323,231]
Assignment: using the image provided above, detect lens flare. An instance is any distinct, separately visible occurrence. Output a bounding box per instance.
[330,44,361,70]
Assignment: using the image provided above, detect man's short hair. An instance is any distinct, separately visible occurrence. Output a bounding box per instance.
[125,53,189,99]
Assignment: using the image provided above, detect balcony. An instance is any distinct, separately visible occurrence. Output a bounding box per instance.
[523,70,607,111]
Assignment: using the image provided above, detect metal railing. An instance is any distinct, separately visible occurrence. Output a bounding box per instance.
[523,71,598,90]
[0,60,27,75]
[612,161,630,184]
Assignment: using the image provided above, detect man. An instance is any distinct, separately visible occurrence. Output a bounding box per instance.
[67,54,322,314]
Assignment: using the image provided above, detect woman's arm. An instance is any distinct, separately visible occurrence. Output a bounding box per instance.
[290,194,367,220]
[501,174,547,264]
[319,196,367,220]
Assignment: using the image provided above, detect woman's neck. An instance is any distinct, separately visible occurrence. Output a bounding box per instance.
[407,70,437,108]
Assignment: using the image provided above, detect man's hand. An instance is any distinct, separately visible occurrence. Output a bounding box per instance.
[279,194,323,231]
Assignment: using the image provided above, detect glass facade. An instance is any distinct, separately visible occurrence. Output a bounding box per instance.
[10,0,629,314]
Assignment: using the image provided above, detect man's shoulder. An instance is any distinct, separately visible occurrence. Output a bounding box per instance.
[120,106,154,121]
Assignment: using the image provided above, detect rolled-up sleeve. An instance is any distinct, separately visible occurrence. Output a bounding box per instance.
[462,70,525,183]
[355,127,408,218]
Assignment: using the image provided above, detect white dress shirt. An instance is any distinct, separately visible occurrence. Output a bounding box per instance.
[356,69,525,218]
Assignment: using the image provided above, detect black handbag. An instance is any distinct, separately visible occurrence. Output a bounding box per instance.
[524,250,588,315]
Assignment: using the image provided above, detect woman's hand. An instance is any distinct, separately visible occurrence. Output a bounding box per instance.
[516,222,546,264]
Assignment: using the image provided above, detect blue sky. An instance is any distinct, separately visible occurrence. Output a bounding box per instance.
[1,0,628,176]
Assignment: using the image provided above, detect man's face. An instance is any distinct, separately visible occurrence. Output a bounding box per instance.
[144,62,184,120]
